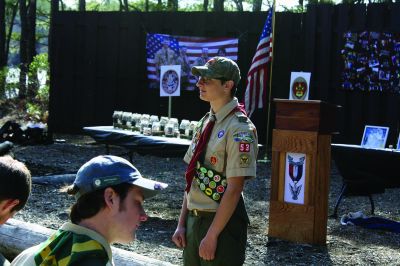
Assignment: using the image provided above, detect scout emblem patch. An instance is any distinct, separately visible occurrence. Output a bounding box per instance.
[233,132,254,143]
[195,161,227,202]
[240,154,250,167]
[291,76,308,100]
[217,130,225,138]
[210,156,218,165]
[161,69,179,95]
[239,142,250,152]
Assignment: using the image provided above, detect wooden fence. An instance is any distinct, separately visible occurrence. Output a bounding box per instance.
[49,3,400,146]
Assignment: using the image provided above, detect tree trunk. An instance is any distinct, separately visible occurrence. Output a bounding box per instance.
[252,0,262,11]
[79,0,85,11]
[5,2,18,66]
[122,0,129,11]
[19,0,28,99]
[145,0,149,11]
[233,0,243,11]
[213,0,224,11]
[0,0,5,67]
[203,0,208,11]
[27,0,37,100]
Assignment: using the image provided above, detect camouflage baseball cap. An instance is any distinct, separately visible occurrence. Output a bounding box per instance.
[192,56,241,85]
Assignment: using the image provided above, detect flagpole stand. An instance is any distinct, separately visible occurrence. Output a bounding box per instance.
[168,96,172,119]
[268,99,340,244]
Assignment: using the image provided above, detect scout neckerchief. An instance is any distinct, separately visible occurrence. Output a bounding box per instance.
[185,103,247,197]
[185,114,215,192]
[34,229,108,266]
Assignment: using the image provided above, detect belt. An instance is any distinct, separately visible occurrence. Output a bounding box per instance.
[189,209,216,217]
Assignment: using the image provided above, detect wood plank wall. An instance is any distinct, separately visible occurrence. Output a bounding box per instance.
[49,3,400,146]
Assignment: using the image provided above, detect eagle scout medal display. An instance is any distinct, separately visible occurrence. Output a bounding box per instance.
[284,153,306,205]
[195,161,227,202]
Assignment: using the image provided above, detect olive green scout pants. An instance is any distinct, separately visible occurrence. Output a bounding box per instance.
[183,211,248,266]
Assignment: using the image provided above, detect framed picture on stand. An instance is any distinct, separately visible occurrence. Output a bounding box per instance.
[360,125,389,149]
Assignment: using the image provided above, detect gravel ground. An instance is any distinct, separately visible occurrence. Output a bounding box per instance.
[9,134,400,265]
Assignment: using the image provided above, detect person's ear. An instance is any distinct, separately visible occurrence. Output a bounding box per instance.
[223,80,234,92]
[104,188,118,209]
[0,199,19,214]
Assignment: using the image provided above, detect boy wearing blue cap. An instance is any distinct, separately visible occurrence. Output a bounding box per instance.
[12,155,167,266]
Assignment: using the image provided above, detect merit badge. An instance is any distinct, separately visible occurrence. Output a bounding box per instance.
[221,179,227,186]
[239,142,250,152]
[198,172,205,179]
[209,181,217,189]
[210,156,218,165]
[200,167,207,173]
[214,175,221,182]
[217,185,225,194]
[203,177,210,185]
[212,193,221,201]
[200,183,206,191]
[196,161,201,169]
[217,130,225,138]
[240,154,250,167]
[205,188,213,196]
[233,132,254,143]
[207,170,214,178]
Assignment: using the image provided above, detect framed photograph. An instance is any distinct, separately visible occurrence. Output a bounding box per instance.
[397,133,400,150]
[361,125,389,149]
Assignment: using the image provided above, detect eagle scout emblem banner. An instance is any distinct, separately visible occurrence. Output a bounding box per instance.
[284,153,306,204]
[289,72,311,100]
[160,65,181,97]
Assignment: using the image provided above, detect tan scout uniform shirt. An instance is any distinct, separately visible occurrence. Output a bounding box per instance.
[184,97,258,211]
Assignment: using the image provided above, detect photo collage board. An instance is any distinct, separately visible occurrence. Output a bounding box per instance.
[341,31,400,94]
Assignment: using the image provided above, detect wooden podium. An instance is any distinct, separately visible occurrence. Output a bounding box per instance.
[268,99,339,245]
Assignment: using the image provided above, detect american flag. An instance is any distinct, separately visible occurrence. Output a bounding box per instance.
[244,7,274,117]
[146,33,238,90]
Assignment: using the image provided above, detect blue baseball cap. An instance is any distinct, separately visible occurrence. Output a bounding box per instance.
[72,155,168,200]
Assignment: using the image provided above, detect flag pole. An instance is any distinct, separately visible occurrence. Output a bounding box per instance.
[263,0,276,162]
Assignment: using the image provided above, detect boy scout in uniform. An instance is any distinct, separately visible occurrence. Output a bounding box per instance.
[172,57,258,266]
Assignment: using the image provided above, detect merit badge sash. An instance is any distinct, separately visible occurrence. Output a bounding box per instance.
[195,161,227,202]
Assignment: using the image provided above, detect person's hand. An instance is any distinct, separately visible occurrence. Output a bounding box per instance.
[199,234,217,261]
[172,226,186,248]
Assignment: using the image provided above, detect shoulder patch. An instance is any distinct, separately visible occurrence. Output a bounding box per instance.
[234,112,248,123]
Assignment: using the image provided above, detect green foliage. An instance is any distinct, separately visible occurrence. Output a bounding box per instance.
[26,53,50,122]
[0,66,19,99]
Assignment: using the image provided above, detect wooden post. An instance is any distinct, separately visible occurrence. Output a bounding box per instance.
[268,99,339,245]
